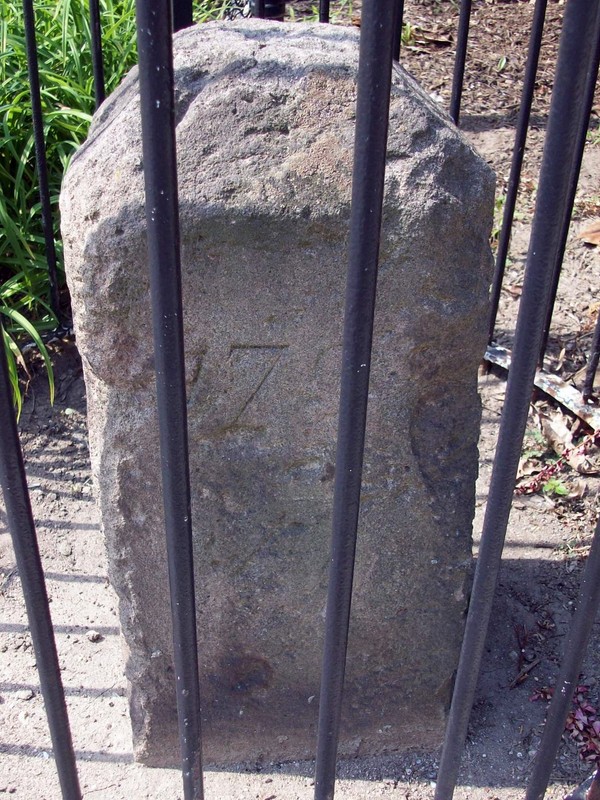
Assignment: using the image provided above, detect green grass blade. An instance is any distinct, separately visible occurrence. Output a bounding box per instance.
[0,306,55,405]
[1,325,23,419]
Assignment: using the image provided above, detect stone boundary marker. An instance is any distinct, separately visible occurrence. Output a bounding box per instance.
[61,20,494,767]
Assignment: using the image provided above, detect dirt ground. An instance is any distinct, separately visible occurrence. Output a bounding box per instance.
[1,1,600,798]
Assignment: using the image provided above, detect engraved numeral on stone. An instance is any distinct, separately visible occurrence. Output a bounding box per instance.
[228,344,288,427]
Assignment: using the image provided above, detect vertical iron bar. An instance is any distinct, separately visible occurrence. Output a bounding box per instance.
[22,0,61,319]
[135,2,204,799]
[434,3,599,798]
[253,0,266,18]
[250,0,284,20]
[583,306,600,401]
[319,0,330,24]
[313,1,395,798]
[524,517,600,800]
[538,3,600,364]
[88,0,106,108]
[392,0,404,62]
[449,0,472,125]
[487,0,547,344]
[0,322,81,800]
[172,0,194,31]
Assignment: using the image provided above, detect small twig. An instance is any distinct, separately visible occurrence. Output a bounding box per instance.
[514,623,531,672]
[0,567,18,595]
[85,784,118,795]
[509,657,541,689]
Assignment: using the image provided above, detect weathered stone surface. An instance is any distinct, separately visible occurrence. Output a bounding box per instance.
[60,20,494,767]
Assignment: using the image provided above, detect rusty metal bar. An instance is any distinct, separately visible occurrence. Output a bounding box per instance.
[583,305,600,402]
[564,771,600,800]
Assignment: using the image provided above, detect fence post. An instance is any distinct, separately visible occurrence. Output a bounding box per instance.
[524,516,600,800]
[487,0,548,343]
[250,0,285,20]
[21,0,61,320]
[172,0,193,31]
[135,1,204,797]
[0,322,81,800]
[392,0,404,61]
[435,2,600,796]
[538,2,600,363]
[449,0,472,125]
[88,0,105,107]
[313,2,395,797]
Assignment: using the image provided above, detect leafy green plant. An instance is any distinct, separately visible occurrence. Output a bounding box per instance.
[586,124,600,146]
[0,0,139,411]
[491,192,526,242]
[1,307,54,418]
[193,0,235,22]
[541,476,569,497]
[401,21,416,47]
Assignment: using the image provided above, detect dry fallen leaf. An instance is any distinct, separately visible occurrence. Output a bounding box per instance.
[503,283,523,298]
[541,410,573,456]
[568,452,600,475]
[517,456,542,479]
[568,478,588,499]
[578,219,600,246]
[414,30,452,47]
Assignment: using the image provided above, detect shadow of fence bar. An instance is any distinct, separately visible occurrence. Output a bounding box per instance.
[1,0,599,798]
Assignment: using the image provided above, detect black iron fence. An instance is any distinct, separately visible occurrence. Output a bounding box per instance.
[1,1,600,799]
